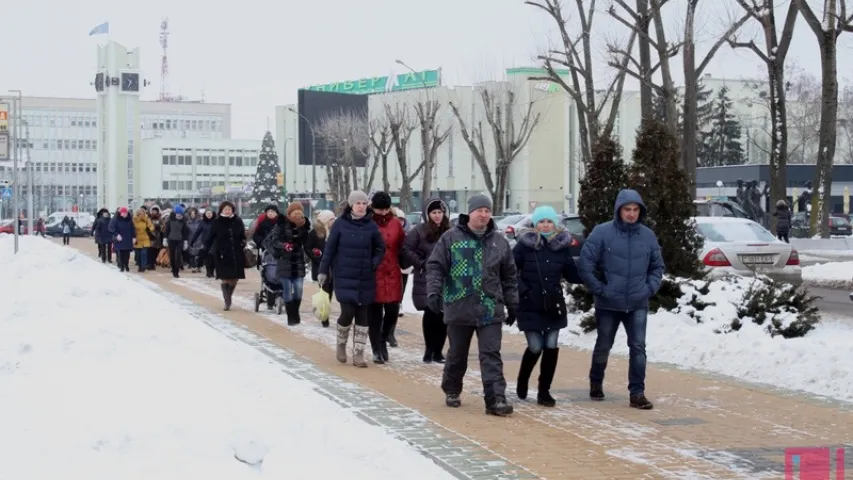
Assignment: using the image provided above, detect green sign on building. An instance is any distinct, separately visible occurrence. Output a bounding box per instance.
[303,69,441,95]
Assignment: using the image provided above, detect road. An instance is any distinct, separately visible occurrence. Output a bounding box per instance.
[805,286,851,318]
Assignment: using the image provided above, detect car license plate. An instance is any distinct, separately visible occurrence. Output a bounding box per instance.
[741,255,774,264]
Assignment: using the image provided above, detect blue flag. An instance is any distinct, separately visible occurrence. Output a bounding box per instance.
[89,22,109,36]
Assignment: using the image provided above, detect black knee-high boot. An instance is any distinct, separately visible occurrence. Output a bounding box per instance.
[516,348,542,400]
[537,348,559,407]
[221,284,232,311]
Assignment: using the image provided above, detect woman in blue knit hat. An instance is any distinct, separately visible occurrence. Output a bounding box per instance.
[510,205,583,407]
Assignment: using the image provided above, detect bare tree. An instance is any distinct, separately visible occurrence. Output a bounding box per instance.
[414,99,451,205]
[727,0,798,225]
[527,0,635,165]
[785,71,823,164]
[837,85,853,164]
[608,0,680,137]
[367,115,392,193]
[793,0,853,237]
[314,110,370,205]
[682,0,751,184]
[449,82,541,215]
[385,104,422,212]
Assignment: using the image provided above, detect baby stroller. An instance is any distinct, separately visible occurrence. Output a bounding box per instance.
[253,249,284,314]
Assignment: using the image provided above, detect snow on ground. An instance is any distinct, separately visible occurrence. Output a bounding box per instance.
[0,236,452,480]
[802,261,853,289]
[555,278,853,404]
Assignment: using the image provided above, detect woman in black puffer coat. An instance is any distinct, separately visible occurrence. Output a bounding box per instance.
[318,190,385,368]
[773,199,792,243]
[512,206,582,408]
[204,201,246,311]
[264,202,311,326]
[191,209,217,277]
[402,197,451,364]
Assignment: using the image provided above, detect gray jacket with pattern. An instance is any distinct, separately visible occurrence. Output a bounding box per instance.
[425,214,519,326]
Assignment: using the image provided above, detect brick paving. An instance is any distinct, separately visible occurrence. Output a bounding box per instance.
[67,239,852,479]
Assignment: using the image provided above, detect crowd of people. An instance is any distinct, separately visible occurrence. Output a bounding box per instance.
[84,186,664,417]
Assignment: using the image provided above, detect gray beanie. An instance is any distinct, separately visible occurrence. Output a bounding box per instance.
[348,190,369,205]
[467,194,493,214]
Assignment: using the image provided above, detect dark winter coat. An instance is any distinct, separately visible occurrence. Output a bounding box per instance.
[373,212,406,304]
[263,216,311,279]
[253,214,278,248]
[304,228,327,281]
[148,209,165,245]
[774,206,792,235]
[186,217,204,255]
[318,206,386,306]
[513,228,582,332]
[93,209,113,245]
[425,214,519,326]
[402,197,450,311]
[108,214,136,251]
[164,214,190,243]
[191,215,216,253]
[205,215,247,280]
[578,189,666,312]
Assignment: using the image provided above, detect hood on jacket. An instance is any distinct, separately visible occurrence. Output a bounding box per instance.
[134,208,148,218]
[613,189,647,226]
[422,197,448,222]
[96,208,110,218]
[341,205,374,224]
[517,227,572,251]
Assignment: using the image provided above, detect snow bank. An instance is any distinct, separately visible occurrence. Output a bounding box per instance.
[802,261,853,289]
[558,276,853,403]
[0,236,452,480]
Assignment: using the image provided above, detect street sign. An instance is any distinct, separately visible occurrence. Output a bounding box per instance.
[529,201,538,210]
[0,133,8,161]
[1,187,11,199]
[310,199,319,208]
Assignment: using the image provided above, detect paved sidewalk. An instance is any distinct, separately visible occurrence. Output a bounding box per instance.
[68,239,852,479]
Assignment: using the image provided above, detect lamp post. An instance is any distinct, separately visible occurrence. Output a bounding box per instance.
[287,107,317,199]
[282,137,293,202]
[8,89,22,252]
[716,180,723,198]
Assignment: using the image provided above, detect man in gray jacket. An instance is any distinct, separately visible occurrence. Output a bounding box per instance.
[426,194,519,416]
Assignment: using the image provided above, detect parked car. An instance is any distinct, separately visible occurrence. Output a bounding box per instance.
[693,198,751,219]
[829,216,852,236]
[46,220,91,237]
[790,212,852,237]
[694,216,801,286]
[496,214,529,240]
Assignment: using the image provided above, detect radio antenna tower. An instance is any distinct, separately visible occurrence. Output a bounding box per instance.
[159,18,170,101]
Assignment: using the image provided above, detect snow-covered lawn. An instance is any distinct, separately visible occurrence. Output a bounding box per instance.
[0,237,453,480]
[802,261,853,289]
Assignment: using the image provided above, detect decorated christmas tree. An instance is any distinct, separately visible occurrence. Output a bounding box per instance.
[578,137,628,237]
[248,131,282,213]
[629,119,704,278]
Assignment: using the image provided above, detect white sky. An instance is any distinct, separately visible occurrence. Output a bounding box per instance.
[2,0,850,138]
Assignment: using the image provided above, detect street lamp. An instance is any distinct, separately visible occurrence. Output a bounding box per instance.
[286,107,317,199]
[8,89,22,252]
[716,180,723,197]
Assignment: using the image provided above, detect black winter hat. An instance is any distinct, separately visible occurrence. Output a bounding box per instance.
[371,191,392,209]
[264,204,280,214]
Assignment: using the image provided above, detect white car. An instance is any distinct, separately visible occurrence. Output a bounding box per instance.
[694,216,802,286]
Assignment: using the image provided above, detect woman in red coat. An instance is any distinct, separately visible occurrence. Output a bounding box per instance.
[369,191,406,364]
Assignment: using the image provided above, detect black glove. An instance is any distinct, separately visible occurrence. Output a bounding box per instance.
[505,307,517,326]
[427,294,443,314]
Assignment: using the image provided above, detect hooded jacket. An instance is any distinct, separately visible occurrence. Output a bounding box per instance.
[577,189,665,312]
[263,215,311,279]
[773,203,791,234]
[93,208,113,245]
[132,209,155,248]
[403,197,450,311]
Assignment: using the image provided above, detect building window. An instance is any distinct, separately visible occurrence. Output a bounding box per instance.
[162,181,169,190]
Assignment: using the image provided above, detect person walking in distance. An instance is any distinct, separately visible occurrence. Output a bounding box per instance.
[93,208,113,263]
[426,194,518,416]
[147,206,165,271]
[108,207,136,272]
[403,197,451,364]
[60,216,75,245]
[132,207,155,273]
[318,190,386,368]
[163,205,190,278]
[264,201,311,326]
[185,208,204,272]
[204,201,247,311]
[510,205,583,407]
[773,199,792,243]
[305,210,335,284]
[578,189,665,410]
[367,191,406,364]
[191,209,217,278]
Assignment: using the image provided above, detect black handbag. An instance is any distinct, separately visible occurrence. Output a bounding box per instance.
[533,250,567,317]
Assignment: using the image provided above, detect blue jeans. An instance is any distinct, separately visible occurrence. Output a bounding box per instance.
[524,330,559,355]
[137,248,148,269]
[589,309,648,395]
[280,277,304,303]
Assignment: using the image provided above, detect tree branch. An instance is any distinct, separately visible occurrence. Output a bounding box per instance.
[696,12,751,77]
[727,38,771,64]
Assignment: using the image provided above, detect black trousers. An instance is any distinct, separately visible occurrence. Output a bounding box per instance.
[117,249,132,269]
[422,308,447,354]
[367,302,400,351]
[97,243,112,263]
[337,302,369,327]
[147,246,159,268]
[441,322,507,406]
[168,244,183,274]
[777,232,789,243]
[62,234,70,245]
[203,253,215,276]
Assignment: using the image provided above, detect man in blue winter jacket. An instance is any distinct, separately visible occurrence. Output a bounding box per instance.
[578,189,665,410]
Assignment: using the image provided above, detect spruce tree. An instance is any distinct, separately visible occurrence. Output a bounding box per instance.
[579,137,628,237]
[629,119,704,278]
[248,131,283,213]
[698,86,745,167]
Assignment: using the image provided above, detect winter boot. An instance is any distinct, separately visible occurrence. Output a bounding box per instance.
[221,284,231,311]
[372,348,385,365]
[590,382,605,401]
[630,394,654,410]
[379,341,389,362]
[516,348,541,400]
[292,298,302,325]
[485,397,514,416]
[285,302,298,326]
[266,295,276,311]
[445,393,462,408]
[422,347,433,364]
[386,323,398,348]
[352,325,369,368]
[336,324,351,363]
[537,348,559,407]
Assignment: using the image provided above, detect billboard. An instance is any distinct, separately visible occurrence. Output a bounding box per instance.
[297,90,368,167]
[302,69,441,95]
[0,103,8,161]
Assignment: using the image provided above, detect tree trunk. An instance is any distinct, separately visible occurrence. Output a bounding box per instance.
[811,32,839,238]
[420,134,433,209]
[382,154,390,193]
[493,162,510,215]
[767,60,789,226]
[637,0,653,119]
[682,0,698,191]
